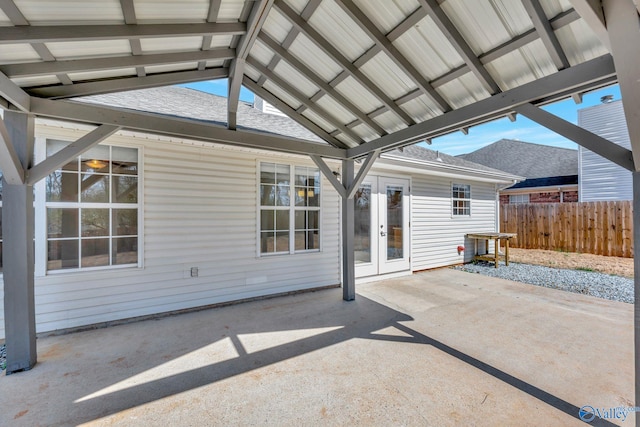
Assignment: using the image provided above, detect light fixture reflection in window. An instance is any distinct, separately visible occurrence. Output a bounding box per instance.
[85,159,108,169]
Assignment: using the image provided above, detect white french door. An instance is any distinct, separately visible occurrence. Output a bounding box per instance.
[354,176,410,278]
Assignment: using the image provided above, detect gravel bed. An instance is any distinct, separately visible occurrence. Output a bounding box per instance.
[453,262,634,303]
[1,344,5,371]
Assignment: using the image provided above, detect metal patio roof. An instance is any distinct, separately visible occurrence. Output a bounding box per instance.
[0,0,633,163]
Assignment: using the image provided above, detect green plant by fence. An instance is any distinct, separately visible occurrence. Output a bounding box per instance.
[499,201,633,258]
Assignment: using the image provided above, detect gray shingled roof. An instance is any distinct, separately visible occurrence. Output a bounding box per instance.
[385,145,517,176]
[79,87,323,143]
[78,87,516,179]
[457,139,578,178]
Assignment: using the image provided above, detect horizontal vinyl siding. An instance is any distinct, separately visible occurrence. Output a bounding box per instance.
[0,132,340,339]
[578,101,632,201]
[411,175,497,270]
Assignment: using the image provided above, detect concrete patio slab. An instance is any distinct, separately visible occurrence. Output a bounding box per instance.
[0,269,634,426]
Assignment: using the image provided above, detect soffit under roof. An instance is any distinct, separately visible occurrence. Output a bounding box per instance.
[0,0,619,158]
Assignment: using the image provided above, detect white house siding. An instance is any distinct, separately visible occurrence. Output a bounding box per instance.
[0,125,340,339]
[578,100,632,201]
[411,174,498,271]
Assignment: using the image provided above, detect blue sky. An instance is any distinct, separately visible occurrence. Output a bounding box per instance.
[180,79,621,156]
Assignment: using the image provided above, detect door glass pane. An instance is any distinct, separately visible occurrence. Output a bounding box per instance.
[387,185,403,260]
[354,184,371,264]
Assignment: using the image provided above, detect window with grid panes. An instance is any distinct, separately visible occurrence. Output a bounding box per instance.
[452,183,471,216]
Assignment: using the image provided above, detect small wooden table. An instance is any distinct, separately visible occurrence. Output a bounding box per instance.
[466,233,517,268]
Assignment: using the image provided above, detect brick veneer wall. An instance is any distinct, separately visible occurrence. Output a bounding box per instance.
[500,190,579,204]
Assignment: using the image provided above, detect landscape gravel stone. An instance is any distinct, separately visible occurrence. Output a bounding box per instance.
[453,261,633,304]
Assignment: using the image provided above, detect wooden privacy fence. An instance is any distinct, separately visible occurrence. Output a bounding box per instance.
[500,201,633,258]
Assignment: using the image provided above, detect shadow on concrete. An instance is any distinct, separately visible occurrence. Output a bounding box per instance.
[61,290,614,426]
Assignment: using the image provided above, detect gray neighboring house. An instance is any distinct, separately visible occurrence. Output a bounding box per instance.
[458,139,579,204]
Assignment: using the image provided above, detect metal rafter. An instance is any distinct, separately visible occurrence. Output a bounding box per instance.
[28,67,229,99]
[247,57,359,147]
[242,76,345,148]
[118,0,146,77]
[335,0,451,113]
[199,0,223,69]
[274,0,415,126]
[258,32,386,136]
[29,97,346,159]
[0,22,246,44]
[347,54,616,158]
[521,0,570,70]
[1,49,236,78]
[228,0,274,130]
[417,0,501,94]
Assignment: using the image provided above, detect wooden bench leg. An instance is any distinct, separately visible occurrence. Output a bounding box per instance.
[505,238,510,266]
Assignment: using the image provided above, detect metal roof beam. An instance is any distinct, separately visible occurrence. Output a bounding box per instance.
[417,0,500,94]
[0,0,27,25]
[247,57,358,147]
[258,32,386,136]
[1,48,236,77]
[347,54,616,158]
[522,0,570,70]
[29,97,346,159]
[0,71,30,111]
[274,0,414,126]
[228,0,273,130]
[28,67,229,99]
[0,116,25,184]
[603,0,640,171]
[242,76,345,148]
[27,124,121,185]
[335,0,451,113]
[568,0,611,51]
[515,103,634,171]
[0,22,246,44]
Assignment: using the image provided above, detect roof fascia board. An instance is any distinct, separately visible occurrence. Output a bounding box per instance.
[501,185,578,194]
[1,48,236,78]
[602,0,640,172]
[347,54,616,158]
[0,22,246,44]
[28,97,347,159]
[515,102,635,171]
[28,68,229,99]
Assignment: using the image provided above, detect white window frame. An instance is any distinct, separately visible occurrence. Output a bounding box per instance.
[35,138,143,275]
[452,183,471,217]
[509,193,530,204]
[257,160,321,257]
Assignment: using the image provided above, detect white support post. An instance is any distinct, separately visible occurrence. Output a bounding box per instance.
[2,110,36,374]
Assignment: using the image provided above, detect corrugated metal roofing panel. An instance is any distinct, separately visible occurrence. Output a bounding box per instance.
[134,0,209,22]
[12,75,62,87]
[144,63,198,74]
[555,19,608,66]
[205,59,226,68]
[288,33,342,82]
[250,39,276,66]
[334,76,383,114]
[373,110,408,134]
[217,0,247,22]
[14,0,124,24]
[359,51,417,100]
[273,60,319,98]
[284,0,307,15]
[262,8,294,44]
[485,39,557,90]
[140,37,204,53]
[335,133,358,148]
[67,68,138,82]
[437,72,491,109]
[352,0,420,34]
[307,0,373,62]
[0,8,12,25]
[302,109,336,133]
[207,35,235,49]
[245,67,261,82]
[261,78,303,110]
[45,40,131,58]
[393,16,463,80]
[350,123,378,142]
[314,94,357,124]
[0,44,42,62]
[539,0,572,19]
[401,94,441,122]
[442,0,531,55]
